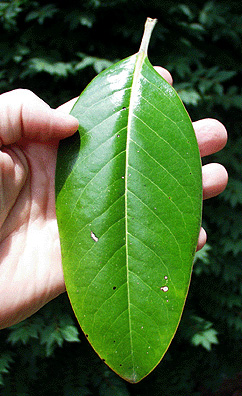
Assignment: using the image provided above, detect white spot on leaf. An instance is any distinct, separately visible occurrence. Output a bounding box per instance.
[160,286,169,292]
[91,231,99,242]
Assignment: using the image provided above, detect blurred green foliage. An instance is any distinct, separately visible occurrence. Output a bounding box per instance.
[1,0,242,395]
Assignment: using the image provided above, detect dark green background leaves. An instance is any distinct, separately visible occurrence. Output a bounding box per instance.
[1,1,242,394]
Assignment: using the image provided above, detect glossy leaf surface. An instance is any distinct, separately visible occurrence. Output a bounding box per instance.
[56,20,202,383]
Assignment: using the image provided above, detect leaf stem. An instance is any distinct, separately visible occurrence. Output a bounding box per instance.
[139,17,157,56]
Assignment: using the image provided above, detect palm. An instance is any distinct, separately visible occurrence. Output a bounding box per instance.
[0,140,64,328]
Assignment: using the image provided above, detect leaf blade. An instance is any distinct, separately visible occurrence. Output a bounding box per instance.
[56,26,202,383]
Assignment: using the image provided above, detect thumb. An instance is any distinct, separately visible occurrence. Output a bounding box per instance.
[0,89,79,146]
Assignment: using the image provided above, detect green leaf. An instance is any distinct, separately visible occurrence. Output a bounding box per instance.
[0,1,21,30]
[7,321,39,345]
[39,315,80,356]
[25,5,58,24]
[190,316,219,351]
[192,328,219,351]
[176,88,201,106]
[0,352,13,385]
[26,58,73,77]
[75,53,114,74]
[56,18,202,383]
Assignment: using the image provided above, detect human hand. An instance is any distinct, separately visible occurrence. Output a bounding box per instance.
[0,71,227,329]
[0,89,78,329]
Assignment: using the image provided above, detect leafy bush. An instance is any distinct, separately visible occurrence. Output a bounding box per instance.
[1,0,242,394]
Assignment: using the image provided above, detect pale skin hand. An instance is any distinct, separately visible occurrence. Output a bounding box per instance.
[0,69,228,329]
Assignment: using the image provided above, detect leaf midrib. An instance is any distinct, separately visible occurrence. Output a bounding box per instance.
[125,50,146,376]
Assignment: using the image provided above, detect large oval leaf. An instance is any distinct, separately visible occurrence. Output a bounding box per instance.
[55,18,202,383]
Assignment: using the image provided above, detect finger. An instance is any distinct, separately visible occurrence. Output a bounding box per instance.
[0,147,28,229]
[0,89,79,145]
[196,227,207,251]
[202,163,228,200]
[57,97,79,114]
[193,118,227,158]
[154,66,173,85]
